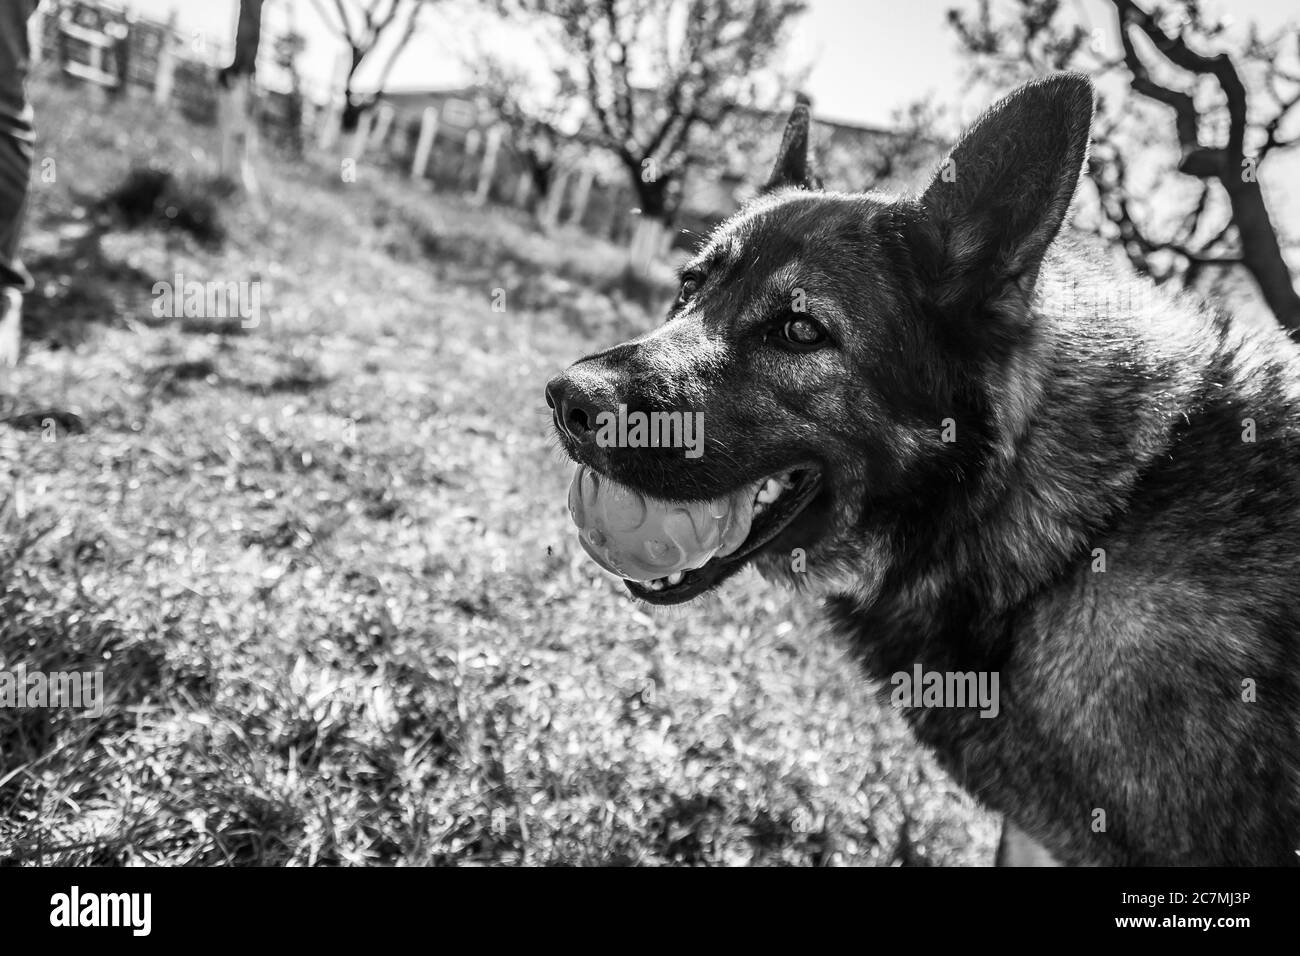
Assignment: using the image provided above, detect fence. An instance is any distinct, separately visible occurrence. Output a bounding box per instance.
[34,0,227,124]
[30,0,685,246]
[355,100,641,243]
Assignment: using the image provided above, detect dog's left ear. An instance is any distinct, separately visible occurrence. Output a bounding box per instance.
[763,97,819,192]
[919,73,1094,305]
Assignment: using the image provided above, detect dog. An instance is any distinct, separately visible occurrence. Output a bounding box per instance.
[545,73,1300,866]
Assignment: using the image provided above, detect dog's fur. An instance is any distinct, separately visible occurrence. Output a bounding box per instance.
[547,74,1300,865]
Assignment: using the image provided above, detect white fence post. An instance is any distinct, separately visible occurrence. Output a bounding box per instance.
[411,106,438,180]
[153,15,176,105]
[316,94,341,150]
[567,165,595,227]
[28,2,45,67]
[474,125,503,204]
[369,102,395,152]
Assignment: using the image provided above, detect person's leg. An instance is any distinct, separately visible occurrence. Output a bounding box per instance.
[0,0,38,368]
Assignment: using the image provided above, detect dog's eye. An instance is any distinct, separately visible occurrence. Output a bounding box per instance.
[677,275,701,304]
[777,317,828,351]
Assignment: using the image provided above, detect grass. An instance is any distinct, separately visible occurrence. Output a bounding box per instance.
[0,74,994,865]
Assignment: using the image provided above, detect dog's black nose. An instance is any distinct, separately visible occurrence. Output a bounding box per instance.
[545,375,601,443]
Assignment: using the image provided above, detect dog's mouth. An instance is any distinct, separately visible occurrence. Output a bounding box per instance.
[611,465,823,605]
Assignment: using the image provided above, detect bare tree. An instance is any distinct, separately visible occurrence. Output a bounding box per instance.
[474,60,576,223]
[309,0,429,135]
[504,0,804,262]
[812,100,947,194]
[948,0,1300,332]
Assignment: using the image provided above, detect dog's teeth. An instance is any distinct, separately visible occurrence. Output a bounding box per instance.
[667,571,684,586]
[756,478,783,504]
[646,579,665,591]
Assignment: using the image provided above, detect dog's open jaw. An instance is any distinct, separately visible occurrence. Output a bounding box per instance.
[621,465,824,605]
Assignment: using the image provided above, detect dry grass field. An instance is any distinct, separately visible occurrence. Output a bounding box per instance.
[0,76,993,865]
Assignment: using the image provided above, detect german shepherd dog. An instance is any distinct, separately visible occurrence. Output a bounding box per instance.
[545,73,1300,866]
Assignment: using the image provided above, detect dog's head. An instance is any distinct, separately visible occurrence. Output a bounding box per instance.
[546,74,1095,604]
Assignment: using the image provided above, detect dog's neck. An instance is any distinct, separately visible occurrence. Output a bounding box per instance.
[825,266,1228,654]
[944,273,1227,616]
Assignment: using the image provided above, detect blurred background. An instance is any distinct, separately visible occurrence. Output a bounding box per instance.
[0,0,1296,865]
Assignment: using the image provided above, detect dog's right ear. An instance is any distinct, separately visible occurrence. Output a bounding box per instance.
[917,73,1094,309]
[763,98,819,193]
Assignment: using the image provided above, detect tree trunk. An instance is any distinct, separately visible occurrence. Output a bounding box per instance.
[628,216,669,271]
[341,96,366,134]
[1223,177,1300,334]
[341,104,373,162]
[633,174,674,224]
[526,156,553,222]
[338,46,367,135]
[218,73,258,194]
[217,0,264,196]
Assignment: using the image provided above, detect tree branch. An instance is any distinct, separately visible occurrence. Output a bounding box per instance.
[1112,0,1248,163]
[370,0,423,98]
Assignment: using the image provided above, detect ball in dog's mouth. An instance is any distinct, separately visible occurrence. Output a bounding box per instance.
[566,463,823,604]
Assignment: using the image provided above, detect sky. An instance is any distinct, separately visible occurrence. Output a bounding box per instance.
[121,0,1300,128]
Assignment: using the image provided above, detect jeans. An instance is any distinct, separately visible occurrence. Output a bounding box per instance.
[0,0,37,293]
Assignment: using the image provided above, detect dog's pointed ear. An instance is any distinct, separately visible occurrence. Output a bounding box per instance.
[919,73,1094,304]
[763,97,819,192]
